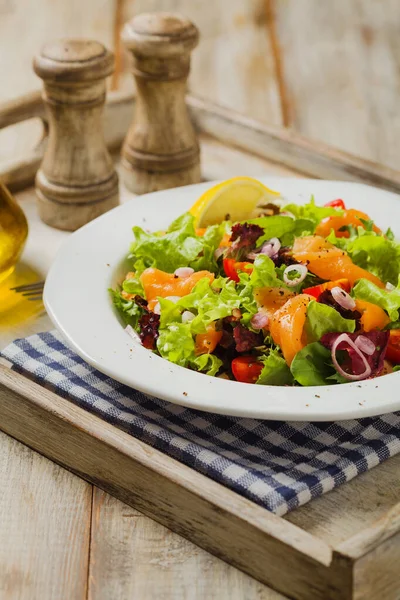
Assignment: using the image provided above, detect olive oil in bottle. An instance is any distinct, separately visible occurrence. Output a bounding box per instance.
[0,181,28,283]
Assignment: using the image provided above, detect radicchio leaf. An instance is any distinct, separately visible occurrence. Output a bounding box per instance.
[321,330,390,378]
[139,312,160,349]
[134,295,149,311]
[228,223,264,260]
[233,324,263,353]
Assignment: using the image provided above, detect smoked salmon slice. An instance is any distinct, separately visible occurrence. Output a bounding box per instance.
[293,236,384,288]
[269,294,313,365]
[140,268,215,308]
[315,208,381,238]
[254,287,295,320]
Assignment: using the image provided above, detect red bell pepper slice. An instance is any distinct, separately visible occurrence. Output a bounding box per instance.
[324,199,346,209]
[223,258,254,283]
[385,330,400,365]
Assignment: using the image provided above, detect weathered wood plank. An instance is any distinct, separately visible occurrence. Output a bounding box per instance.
[331,501,400,600]
[0,430,92,600]
[273,0,400,170]
[286,453,400,547]
[188,95,400,193]
[0,0,116,166]
[200,133,304,181]
[122,0,283,126]
[88,489,286,600]
[5,91,400,194]
[335,501,400,560]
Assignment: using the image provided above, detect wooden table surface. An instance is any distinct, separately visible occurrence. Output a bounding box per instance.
[2,136,400,599]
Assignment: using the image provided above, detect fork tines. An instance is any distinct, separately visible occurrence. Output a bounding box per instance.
[11,280,45,301]
[11,281,45,292]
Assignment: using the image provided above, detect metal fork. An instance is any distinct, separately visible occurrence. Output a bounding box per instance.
[11,280,45,301]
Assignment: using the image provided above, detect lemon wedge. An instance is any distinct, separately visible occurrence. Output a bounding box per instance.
[190,177,281,228]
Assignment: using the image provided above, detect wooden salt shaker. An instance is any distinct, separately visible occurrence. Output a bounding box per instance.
[121,13,201,194]
[33,40,119,231]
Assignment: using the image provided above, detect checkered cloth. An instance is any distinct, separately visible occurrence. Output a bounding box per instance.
[3,330,400,516]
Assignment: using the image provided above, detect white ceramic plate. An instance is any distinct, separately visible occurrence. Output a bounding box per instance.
[44,177,400,421]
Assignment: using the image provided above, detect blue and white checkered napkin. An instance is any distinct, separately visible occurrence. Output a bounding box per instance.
[3,330,400,516]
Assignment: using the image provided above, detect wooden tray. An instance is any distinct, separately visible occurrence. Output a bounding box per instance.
[1,92,400,600]
[1,364,399,600]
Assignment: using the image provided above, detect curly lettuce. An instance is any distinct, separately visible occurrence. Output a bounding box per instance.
[283,195,342,228]
[327,227,400,285]
[110,289,144,328]
[129,213,224,273]
[157,322,195,368]
[353,278,400,322]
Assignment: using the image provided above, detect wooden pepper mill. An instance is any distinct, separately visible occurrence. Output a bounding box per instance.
[33,39,119,231]
[121,13,201,194]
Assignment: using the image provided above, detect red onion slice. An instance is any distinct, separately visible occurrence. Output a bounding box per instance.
[174,267,194,278]
[251,310,269,329]
[261,237,281,257]
[283,264,308,286]
[355,335,376,356]
[386,281,395,291]
[331,333,372,381]
[331,286,356,311]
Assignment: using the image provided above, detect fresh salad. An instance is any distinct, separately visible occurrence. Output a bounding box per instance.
[111,178,400,386]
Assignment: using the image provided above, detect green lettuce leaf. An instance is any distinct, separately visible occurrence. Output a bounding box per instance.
[325,230,348,250]
[129,213,223,273]
[156,317,223,374]
[247,215,295,237]
[190,223,225,272]
[158,297,182,328]
[256,349,294,386]
[176,276,243,333]
[122,273,144,296]
[386,228,395,241]
[235,254,286,324]
[386,321,400,330]
[283,196,342,228]
[305,300,356,342]
[290,342,336,386]
[248,254,285,288]
[247,215,315,246]
[191,353,223,376]
[109,289,143,328]
[130,258,148,277]
[281,218,316,246]
[328,228,400,285]
[353,278,400,322]
[157,322,195,367]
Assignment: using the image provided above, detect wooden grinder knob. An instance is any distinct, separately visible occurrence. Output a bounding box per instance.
[121,13,201,194]
[33,39,119,231]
